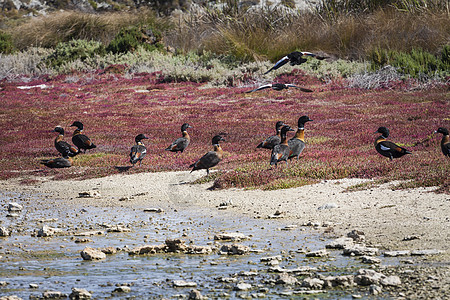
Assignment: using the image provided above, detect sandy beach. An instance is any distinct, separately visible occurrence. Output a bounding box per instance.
[2,171,449,255]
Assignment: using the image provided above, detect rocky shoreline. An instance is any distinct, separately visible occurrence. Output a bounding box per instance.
[0,171,449,299]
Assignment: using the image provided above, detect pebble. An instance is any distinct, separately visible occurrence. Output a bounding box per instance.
[384,250,411,257]
[325,237,354,249]
[361,256,381,264]
[7,202,23,212]
[0,227,10,237]
[343,245,379,256]
[173,280,197,288]
[80,247,107,260]
[234,282,252,291]
[305,249,329,257]
[69,287,92,299]
[78,191,101,198]
[411,249,444,256]
[220,244,250,255]
[37,225,64,237]
[113,286,131,293]
[317,203,338,210]
[143,208,164,213]
[214,232,250,241]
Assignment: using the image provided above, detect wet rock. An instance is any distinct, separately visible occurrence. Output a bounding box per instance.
[106,225,131,233]
[173,280,197,288]
[305,249,329,257]
[234,282,252,291]
[343,245,379,256]
[6,213,20,218]
[317,203,338,210]
[74,231,104,236]
[37,225,64,237]
[217,277,238,283]
[384,250,411,257]
[0,227,10,237]
[113,286,131,293]
[380,275,401,286]
[214,232,250,241]
[8,202,23,212]
[280,225,298,231]
[188,289,203,299]
[143,208,164,213]
[355,269,385,286]
[42,290,67,298]
[219,244,250,255]
[322,275,355,288]
[100,247,118,255]
[402,235,420,241]
[0,296,23,300]
[411,249,444,256]
[325,237,354,249]
[369,284,382,295]
[301,277,324,289]
[78,191,101,198]
[165,238,188,252]
[275,273,298,285]
[29,283,39,288]
[80,247,106,260]
[128,244,166,255]
[260,255,282,262]
[69,287,92,299]
[268,265,317,274]
[267,210,284,219]
[347,230,365,243]
[0,281,8,286]
[361,256,381,264]
[74,238,92,243]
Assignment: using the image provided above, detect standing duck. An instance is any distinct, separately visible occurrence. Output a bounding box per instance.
[245,83,313,93]
[41,156,73,168]
[70,121,97,153]
[264,51,328,74]
[165,123,192,153]
[130,134,149,166]
[190,135,225,175]
[270,125,294,166]
[257,121,285,149]
[288,116,313,160]
[374,127,412,160]
[435,127,450,157]
[53,126,78,157]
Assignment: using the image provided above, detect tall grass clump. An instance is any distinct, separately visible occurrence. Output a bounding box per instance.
[9,10,167,50]
[0,31,14,54]
[106,25,163,54]
[370,45,450,78]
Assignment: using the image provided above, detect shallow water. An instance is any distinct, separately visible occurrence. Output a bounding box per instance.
[0,190,395,299]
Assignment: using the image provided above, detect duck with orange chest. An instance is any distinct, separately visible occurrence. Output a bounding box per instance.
[435,127,450,157]
[270,125,294,166]
[190,135,225,175]
[257,121,285,150]
[41,156,73,168]
[130,134,149,167]
[53,126,79,158]
[70,121,97,153]
[374,127,412,160]
[165,123,192,154]
[288,116,313,161]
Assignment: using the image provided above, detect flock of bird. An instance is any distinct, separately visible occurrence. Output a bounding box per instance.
[40,117,450,174]
[40,51,450,174]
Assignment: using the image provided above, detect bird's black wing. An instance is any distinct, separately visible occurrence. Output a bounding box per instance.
[245,84,273,93]
[264,56,290,74]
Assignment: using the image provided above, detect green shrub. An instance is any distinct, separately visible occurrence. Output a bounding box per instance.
[0,31,14,54]
[44,39,106,69]
[369,46,450,78]
[106,25,163,54]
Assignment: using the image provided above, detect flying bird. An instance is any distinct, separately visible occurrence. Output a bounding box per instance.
[165,123,192,153]
[190,135,225,175]
[40,156,73,168]
[257,121,285,149]
[434,127,450,157]
[130,134,149,166]
[245,83,313,93]
[264,51,328,74]
[70,121,97,153]
[288,116,313,160]
[374,127,412,160]
[270,125,294,166]
[53,126,79,157]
